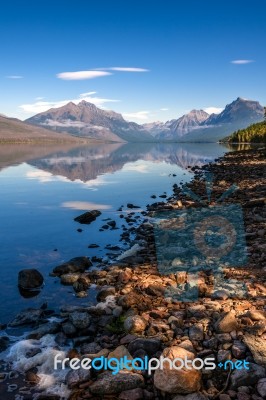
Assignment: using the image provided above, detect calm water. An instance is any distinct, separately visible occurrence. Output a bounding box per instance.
[0,142,230,323]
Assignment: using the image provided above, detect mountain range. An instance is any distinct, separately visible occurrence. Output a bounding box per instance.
[0,97,264,143]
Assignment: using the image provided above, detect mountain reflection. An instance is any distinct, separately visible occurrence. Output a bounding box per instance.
[27,142,228,182]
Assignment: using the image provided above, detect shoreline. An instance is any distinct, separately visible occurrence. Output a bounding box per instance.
[0,147,265,399]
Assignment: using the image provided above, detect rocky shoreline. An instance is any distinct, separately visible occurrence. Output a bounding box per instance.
[1,147,266,400]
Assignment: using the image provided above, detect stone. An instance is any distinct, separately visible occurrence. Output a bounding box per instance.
[80,342,101,354]
[119,388,144,400]
[154,346,201,394]
[128,338,161,356]
[243,334,266,365]
[236,393,250,400]
[215,311,238,333]
[189,323,204,341]
[231,363,266,389]
[172,394,208,400]
[0,336,9,352]
[89,371,144,395]
[257,378,266,398]
[62,321,76,337]
[124,315,147,334]
[108,345,133,364]
[246,310,265,321]
[96,286,116,302]
[53,257,92,276]
[212,290,229,300]
[9,308,42,326]
[69,311,91,329]
[18,269,44,289]
[66,368,91,388]
[60,273,80,285]
[74,210,101,224]
[27,321,60,339]
[232,341,247,359]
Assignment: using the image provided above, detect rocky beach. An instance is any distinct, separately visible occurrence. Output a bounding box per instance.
[0,147,265,400]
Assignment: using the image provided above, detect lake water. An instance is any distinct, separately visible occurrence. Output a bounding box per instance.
[0,142,231,324]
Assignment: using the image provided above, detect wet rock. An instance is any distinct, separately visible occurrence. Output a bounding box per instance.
[69,311,91,329]
[96,286,116,302]
[9,308,43,326]
[119,388,144,400]
[74,210,101,224]
[231,362,266,389]
[53,257,92,276]
[73,277,90,293]
[154,346,201,394]
[25,370,40,385]
[128,338,161,356]
[89,371,144,395]
[0,336,9,352]
[257,378,266,398]
[66,368,91,388]
[124,315,147,334]
[18,269,44,289]
[60,273,80,285]
[243,334,266,365]
[127,204,140,209]
[62,321,77,337]
[27,321,60,339]
[215,311,238,333]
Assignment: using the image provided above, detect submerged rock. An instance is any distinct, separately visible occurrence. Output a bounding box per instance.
[18,269,44,289]
[9,308,43,326]
[74,210,101,224]
[52,257,92,276]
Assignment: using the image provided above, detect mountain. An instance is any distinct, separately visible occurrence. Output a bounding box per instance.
[0,115,86,143]
[26,100,154,142]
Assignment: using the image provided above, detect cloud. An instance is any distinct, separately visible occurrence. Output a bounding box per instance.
[123,111,150,121]
[19,92,119,114]
[204,107,224,114]
[6,75,23,79]
[107,67,149,72]
[122,162,150,173]
[231,60,254,64]
[160,108,168,111]
[61,201,111,210]
[57,70,112,80]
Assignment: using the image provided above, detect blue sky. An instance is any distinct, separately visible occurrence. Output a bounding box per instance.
[1,0,266,122]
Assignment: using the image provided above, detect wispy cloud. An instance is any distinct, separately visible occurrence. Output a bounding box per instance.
[107,67,149,72]
[160,108,169,111]
[6,75,23,79]
[57,70,112,80]
[204,107,224,114]
[19,92,119,114]
[231,60,254,65]
[123,111,150,121]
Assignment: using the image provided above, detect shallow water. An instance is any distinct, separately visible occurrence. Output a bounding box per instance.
[0,142,230,324]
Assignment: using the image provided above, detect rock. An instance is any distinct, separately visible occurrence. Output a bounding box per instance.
[80,342,102,354]
[172,394,208,400]
[243,334,266,365]
[25,371,40,385]
[89,371,144,395]
[246,310,265,321]
[236,393,250,400]
[128,338,161,356]
[0,336,9,352]
[212,289,229,300]
[215,311,238,333]
[73,277,90,293]
[53,257,92,276]
[232,340,247,359]
[18,269,44,289]
[119,388,144,400]
[108,345,133,365]
[124,315,147,334]
[9,308,42,326]
[66,368,91,388]
[60,273,80,285]
[257,378,266,398]
[189,323,204,341]
[27,321,60,339]
[74,210,101,224]
[154,346,201,394]
[127,204,140,209]
[69,311,91,329]
[62,321,77,337]
[231,362,266,389]
[96,286,116,302]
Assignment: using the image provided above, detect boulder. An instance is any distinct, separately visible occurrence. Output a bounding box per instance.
[154,346,201,394]
[53,257,92,276]
[74,210,101,224]
[124,315,147,334]
[215,311,238,333]
[18,269,44,289]
[89,371,144,395]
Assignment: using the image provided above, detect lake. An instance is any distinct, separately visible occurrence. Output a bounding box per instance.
[0,142,231,324]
